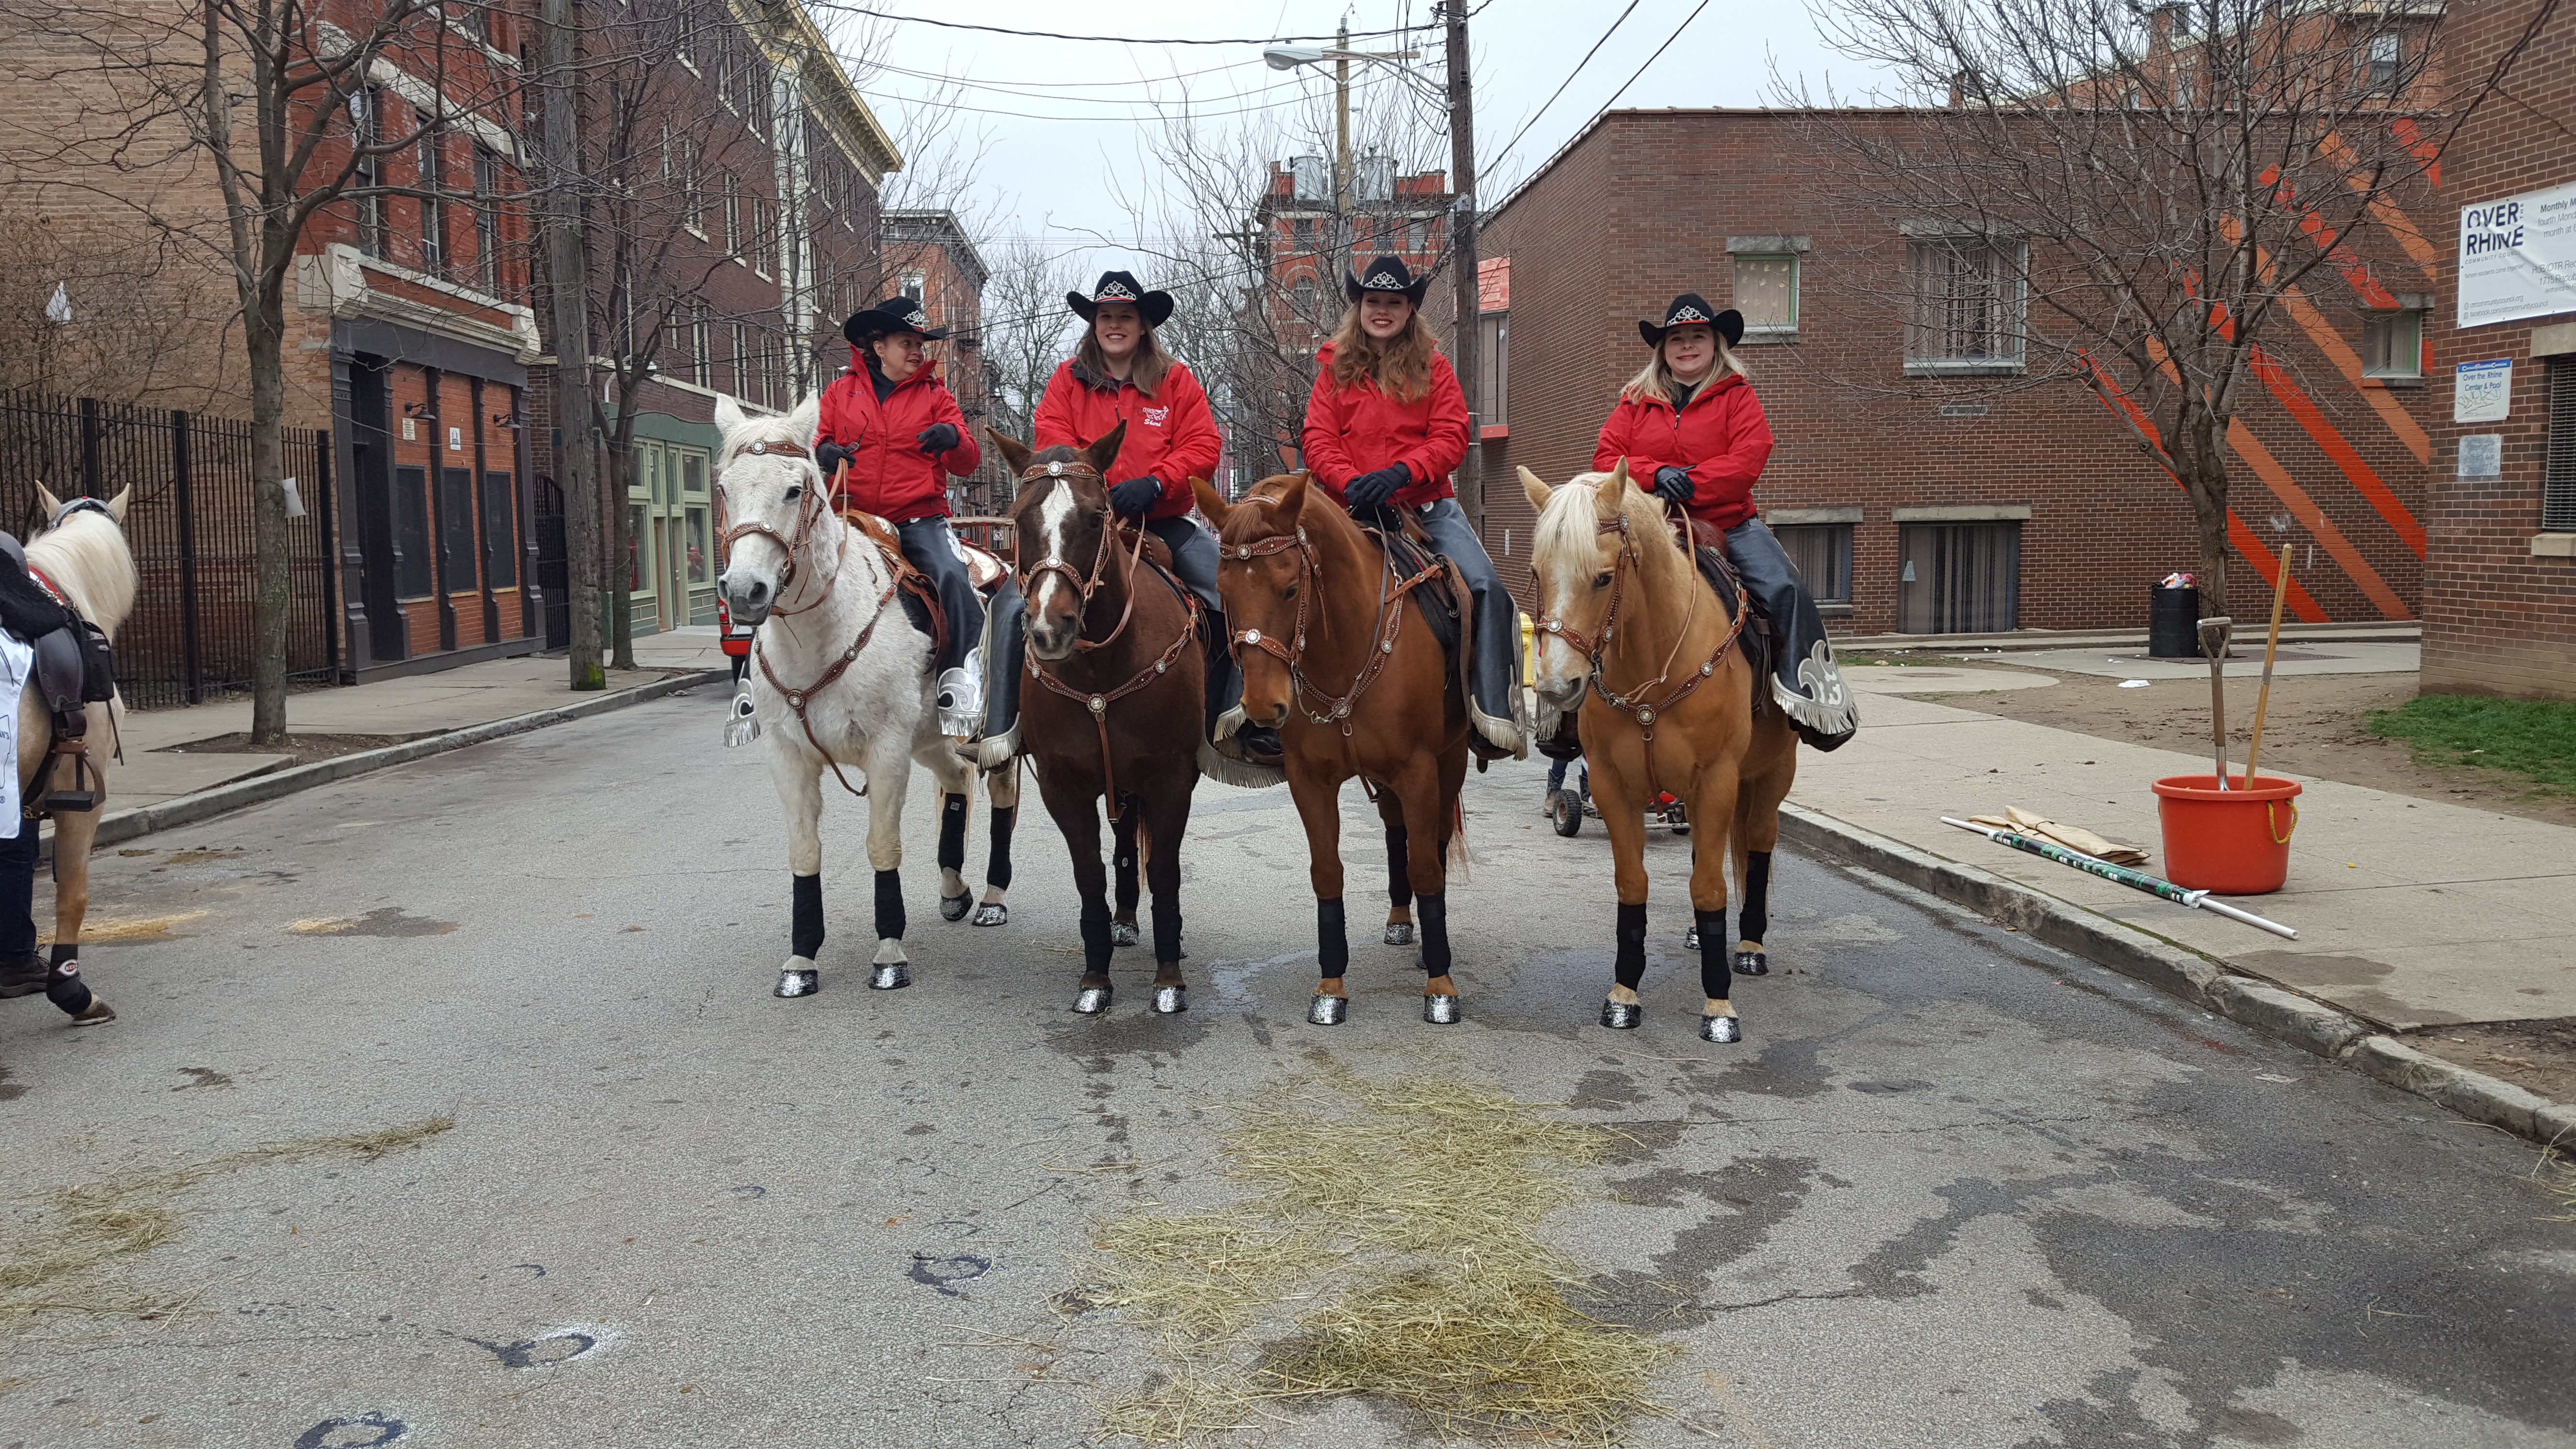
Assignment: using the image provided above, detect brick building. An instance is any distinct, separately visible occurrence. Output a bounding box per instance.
[1449,108,2441,637]
[2423,0,2576,699]
[881,208,1009,511]
[524,0,896,645]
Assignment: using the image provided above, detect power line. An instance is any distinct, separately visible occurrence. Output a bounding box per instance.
[820,5,1436,47]
[1484,0,1640,174]
[858,56,1267,92]
[1587,0,1717,120]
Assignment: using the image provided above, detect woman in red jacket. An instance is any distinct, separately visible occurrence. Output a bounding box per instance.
[1594,293,1855,749]
[814,297,986,734]
[1300,256,1523,761]
[1013,271,1268,759]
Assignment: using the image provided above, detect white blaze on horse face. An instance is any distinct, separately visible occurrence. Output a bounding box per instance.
[1029,481,1079,624]
[715,444,805,617]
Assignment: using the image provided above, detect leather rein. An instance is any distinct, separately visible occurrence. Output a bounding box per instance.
[720,441,888,799]
[1223,499,1446,736]
[1014,459,1198,806]
[1533,505,1746,802]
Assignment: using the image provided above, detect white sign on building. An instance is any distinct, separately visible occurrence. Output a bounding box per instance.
[2459,181,2576,328]
[2456,358,2513,423]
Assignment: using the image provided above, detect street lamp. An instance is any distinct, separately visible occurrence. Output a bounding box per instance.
[1260,25,1424,274]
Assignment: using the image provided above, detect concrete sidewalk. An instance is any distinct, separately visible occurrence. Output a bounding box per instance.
[109,628,732,811]
[1788,689,2576,1033]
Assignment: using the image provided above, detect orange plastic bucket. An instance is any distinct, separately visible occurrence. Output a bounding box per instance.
[2151,774,2302,895]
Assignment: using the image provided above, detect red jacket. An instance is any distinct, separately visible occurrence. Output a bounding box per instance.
[1592,372,1774,531]
[814,353,981,523]
[1031,358,1222,521]
[1301,344,1470,509]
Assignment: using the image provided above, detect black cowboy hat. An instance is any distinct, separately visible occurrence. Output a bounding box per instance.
[1066,271,1175,328]
[1345,254,1431,305]
[844,296,949,348]
[1638,293,1743,349]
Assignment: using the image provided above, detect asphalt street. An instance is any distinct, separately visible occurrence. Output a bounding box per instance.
[3,686,2572,1449]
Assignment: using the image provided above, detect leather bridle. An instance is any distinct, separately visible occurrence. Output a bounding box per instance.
[1222,500,1444,734]
[1533,504,1746,801]
[721,442,883,798]
[1013,458,1197,805]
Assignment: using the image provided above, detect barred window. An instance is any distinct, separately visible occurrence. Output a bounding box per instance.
[2547,359,2576,531]
[1905,236,2025,373]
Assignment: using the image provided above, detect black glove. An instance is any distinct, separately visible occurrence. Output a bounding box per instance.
[1652,465,1695,506]
[815,441,856,478]
[915,422,961,455]
[1108,477,1162,519]
[1343,464,1410,509]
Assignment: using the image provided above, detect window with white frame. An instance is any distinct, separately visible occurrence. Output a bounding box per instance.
[2362,293,2428,379]
[1733,254,1798,335]
[723,174,741,260]
[1905,233,2025,372]
[750,196,772,278]
[2362,33,2402,93]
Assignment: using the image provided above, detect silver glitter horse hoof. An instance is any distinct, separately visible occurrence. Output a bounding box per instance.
[1384,921,1415,946]
[1308,994,1349,1026]
[775,967,820,998]
[1685,925,1700,951]
[939,892,972,923]
[1111,921,1140,948]
[1699,1013,1744,1044]
[972,902,1009,927]
[1734,949,1769,976]
[1599,998,1642,1030]
[1073,983,1114,1014]
[1423,993,1463,1025]
[1152,984,1187,1014]
[869,963,911,991]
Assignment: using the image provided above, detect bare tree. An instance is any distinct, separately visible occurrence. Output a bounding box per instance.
[1795,0,2557,620]
[980,237,1079,441]
[0,218,239,404]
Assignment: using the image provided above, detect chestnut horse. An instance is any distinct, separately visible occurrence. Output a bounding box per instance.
[1192,472,1469,1026]
[990,425,1206,1015]
[1521,463,1795,1045]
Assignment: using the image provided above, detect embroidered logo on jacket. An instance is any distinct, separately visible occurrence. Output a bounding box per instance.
[1141,406,1169,427]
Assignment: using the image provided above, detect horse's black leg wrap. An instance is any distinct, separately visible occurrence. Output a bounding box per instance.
[1079,895,1112,972]
[1739,851,1772,945]
[1317,897,1349,979]
[1614,903,1648,990]
[1417,892,1450,975]
[1112,810,1140,918]
[1151,895,1183,966]
[938,792,968,874]
[791,873,824,959]
[1384,825,1412,909]
[872,869,905,941]
[1698,909,1732,1000]
[45,944,91,1016]
[986,805,1016,892]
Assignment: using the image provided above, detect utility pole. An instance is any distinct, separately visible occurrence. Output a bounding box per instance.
[539,0,604,689]
[1334,21,1352,278]
[1444,0,1483,535]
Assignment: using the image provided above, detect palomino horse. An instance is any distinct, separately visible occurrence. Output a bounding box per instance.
[987,425,1207,1015]
[1521,463,1795,1044]
[713,395,1019,998]
[13,488,136,1024]
[1192,471,1469,1026]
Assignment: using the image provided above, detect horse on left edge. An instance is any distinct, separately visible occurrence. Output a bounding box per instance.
[714,395,1018,999]
[8,487,137,1025]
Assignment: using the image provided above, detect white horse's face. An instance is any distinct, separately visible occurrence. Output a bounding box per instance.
[713,394,823,626]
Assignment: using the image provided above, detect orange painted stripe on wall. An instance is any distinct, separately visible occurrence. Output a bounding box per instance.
[2079,358,2330,622]
[2247,346,2428,558]
[2226,420,2412,619]
[2218,217,2435,464]
[2316,132,2441,281]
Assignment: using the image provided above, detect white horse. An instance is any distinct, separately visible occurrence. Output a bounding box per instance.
[11,487,136,1024]
[713,395,1018,998]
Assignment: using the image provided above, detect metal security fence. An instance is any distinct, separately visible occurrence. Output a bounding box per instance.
[0,391,339,708]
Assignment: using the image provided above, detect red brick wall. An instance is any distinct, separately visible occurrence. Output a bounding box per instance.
[2422,0,2576,699]
[1456,110,2439,635]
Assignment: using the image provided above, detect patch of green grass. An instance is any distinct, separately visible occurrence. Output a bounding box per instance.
[2366,694,2576,791]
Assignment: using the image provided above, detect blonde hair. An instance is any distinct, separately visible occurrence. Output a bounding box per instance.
[1326,303,1438,403]
[1076,319,1173,398]
[1620,334,1748,405]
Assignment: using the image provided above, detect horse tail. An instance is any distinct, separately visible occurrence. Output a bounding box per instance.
[1446,797,1471,884]
[1730,771,1755,902]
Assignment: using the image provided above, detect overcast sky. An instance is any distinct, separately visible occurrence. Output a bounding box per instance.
[823,0,1889,275]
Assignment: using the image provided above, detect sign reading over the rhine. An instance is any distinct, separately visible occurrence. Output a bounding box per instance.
[2460,180,2576,328]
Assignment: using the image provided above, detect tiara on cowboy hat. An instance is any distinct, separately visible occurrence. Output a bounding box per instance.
[1638,293,1744,349]
[1345,255,1431,305]
[1066,270,1175,328]
[845,296,949,347]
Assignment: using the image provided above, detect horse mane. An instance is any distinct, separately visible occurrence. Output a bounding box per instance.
[27,508,138,640]
[1531,470,1690,595]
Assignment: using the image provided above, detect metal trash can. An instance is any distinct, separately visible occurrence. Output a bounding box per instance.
[2148,585,2201,658]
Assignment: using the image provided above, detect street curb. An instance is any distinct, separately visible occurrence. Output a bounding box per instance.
[49,667,730,860]
[1777,802,2576,1148]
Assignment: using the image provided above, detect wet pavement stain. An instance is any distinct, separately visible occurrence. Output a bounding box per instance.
[288,908,461,938]
[172,1066,233,1091]
[909,1252,990,1297]
[292,1412,408,1446]
[470,1331,599,1368]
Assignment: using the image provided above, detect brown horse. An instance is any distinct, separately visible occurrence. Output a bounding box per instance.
[1521,463,1795,1044]
[1192,471,1469,1026]
[990,425,1207,1015]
